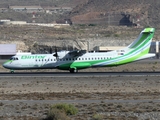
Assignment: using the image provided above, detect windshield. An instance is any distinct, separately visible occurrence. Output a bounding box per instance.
[10,57,18,60]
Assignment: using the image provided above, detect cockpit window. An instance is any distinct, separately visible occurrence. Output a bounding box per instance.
[10,57,18,60]
[10,57,14,60]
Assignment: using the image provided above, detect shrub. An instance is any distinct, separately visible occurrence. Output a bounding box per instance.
[45,108,70,120]
[114,34,120,37]
[50,103,78,115]
[93,113,104,120]
[88,24,96,26]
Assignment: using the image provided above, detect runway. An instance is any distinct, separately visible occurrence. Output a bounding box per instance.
[1,69,160,119]
[0,71,160,77]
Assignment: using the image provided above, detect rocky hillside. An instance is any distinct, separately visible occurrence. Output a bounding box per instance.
[0,0,160,28]
[69,0,160,27]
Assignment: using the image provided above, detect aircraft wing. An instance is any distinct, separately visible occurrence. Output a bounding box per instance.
[68,50,87,57]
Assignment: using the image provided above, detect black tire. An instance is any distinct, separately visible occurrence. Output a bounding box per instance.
[69,68,78,73]
[10,71,14,73]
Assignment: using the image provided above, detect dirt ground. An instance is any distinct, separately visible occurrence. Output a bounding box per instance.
[1,60,160,120]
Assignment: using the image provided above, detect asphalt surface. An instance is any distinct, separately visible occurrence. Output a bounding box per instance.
[0,71,160,77]
[1,99,160,104]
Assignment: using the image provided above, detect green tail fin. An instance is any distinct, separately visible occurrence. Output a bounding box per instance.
[128,28,155,49]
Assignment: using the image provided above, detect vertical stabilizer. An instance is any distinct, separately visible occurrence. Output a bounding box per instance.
[128,28,155,51]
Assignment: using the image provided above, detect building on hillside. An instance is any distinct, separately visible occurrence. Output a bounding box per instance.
[93,46,125,52]
[150,41,160,59]
[0,20,27,25]
[0,8,8,12]
[16,50,31,55]
[9,6,43,13]
[0,44,16,59]
[43,6,72,14]
[56,19,72,25]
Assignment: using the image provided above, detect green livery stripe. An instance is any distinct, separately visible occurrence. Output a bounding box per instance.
[115,48,150,65]
[130,33,149,48]
[4,60,13,64]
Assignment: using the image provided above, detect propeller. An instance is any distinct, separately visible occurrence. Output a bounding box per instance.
[49,46,52,54]
[53,47,59,60]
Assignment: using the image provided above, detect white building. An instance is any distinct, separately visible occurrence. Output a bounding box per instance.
[0,44,16,59]
[9,6,43,13]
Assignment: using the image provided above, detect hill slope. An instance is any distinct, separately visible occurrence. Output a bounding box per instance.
[0,0,160,27]
[69,0,160,27]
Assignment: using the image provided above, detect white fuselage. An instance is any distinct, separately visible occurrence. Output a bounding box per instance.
[3,50,122,70]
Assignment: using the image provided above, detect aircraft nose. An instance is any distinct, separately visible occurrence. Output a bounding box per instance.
[3,63,7,68]
[3,62,9,69]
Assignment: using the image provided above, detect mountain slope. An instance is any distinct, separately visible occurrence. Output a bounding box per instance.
[69,0,160,27]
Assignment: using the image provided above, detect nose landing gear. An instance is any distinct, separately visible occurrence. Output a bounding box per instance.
[10,69,15,73]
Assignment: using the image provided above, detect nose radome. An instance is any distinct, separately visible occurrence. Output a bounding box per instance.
[3,63,8,68]
[3,63,6,68]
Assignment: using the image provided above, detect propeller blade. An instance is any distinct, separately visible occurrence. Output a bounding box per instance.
[53,47,58,60]
[49,47,52,54]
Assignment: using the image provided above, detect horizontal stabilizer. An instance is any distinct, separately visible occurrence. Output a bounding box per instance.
[136,53,155,61]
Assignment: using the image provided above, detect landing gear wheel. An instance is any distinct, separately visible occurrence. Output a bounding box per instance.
[10,70,14,73]
[69,68,78,73]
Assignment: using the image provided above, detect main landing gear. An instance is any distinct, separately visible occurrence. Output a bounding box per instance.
[69,68,78,73]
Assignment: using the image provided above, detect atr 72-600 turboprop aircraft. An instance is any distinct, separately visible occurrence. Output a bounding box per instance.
[3,28,155,73]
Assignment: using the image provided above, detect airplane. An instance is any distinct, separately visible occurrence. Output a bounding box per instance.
[3,28,155,73]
